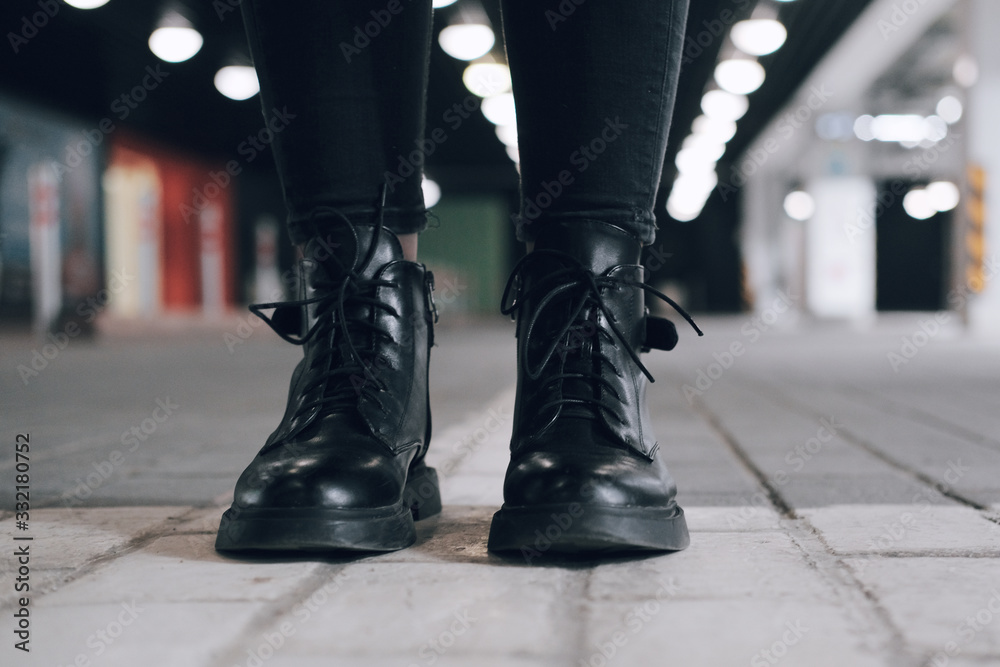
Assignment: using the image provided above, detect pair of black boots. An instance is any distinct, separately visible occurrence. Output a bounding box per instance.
[215,214,698,556]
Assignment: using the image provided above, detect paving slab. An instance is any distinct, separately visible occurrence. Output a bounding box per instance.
[800,505,1000,555]
[845,557,1000,658]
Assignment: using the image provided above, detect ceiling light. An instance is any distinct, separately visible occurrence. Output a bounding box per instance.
[815,112,855,141]
[903,189,935,220]
[936,96,963,124]
[867,115,948,143]
[783,191,815,221]
[714,59,765,95]
[730,19,787,56]
[506,145,520,163]
[953,55,978,87]
[148,12,203,63]
[438,24,495,61]
[854,115,875,141]
[463,63,511,97]
[433,0,458,7]
[495,124,518,147]
[63,0,110,8]
[422,178,441,207]
[675,149,717,175]
[692,115,737,143]
[926,181,959,212]
[667,173,718,222]
[482,92,516,126]
[682,134,726,160]
[214,66,259,100]
[701,90,749,121]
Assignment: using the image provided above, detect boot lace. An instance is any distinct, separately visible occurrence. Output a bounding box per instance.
[250,186,399,418]
[501,249,702,420]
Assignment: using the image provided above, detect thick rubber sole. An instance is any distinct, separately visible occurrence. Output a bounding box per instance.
[215,463,441,554]
[487,502,690,556]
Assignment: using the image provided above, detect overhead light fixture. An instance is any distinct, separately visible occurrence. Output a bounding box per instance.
[433,0,458,7]
[148,10,203,63]
[701,89,749,121]
[678,135,725,169]
[691,115,737,143]
[783,191,815,221]
[482,92,516,126]
[495,124,518,147]
[936,96,963,124]
[438,24,495,61]
[730,19,787,56]
[854,115,875,141]
[675,148,717,175]
[903,189,935,220]
[422,178,441,207]
[214,66,259,100]
[714,59,765,95]
[865,114,947,143]
[463,63,511,97]
[953,55,978,87]
[63,0,110,8]
[926,181,959,212]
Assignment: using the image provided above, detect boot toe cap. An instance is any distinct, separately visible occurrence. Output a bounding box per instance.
[502,447,677,509]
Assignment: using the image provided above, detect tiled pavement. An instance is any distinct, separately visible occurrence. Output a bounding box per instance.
[2,313,1000,666]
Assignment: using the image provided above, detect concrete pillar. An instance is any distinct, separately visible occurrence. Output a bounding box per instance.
[966,0,1000,330]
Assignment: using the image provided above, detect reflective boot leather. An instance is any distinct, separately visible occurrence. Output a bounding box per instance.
[488,220,701,555]
[216,210,440,553]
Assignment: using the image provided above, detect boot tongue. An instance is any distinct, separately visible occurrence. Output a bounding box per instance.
[527,220,642,424]
[303,223,403,281]
[531,220,642,273]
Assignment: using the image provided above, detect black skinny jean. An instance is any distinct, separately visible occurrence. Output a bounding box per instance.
[241,0,689,246]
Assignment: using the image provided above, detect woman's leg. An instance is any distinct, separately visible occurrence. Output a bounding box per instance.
[240,0,433,250]
[489,0,695,554]
[501,0,689,246]
[216,0,441,554]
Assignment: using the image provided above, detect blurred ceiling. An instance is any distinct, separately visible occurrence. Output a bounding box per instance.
[0,0,875,202]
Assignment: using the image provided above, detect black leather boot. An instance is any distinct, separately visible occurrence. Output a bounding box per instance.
[488,220,701,555]
[216,208,440,553]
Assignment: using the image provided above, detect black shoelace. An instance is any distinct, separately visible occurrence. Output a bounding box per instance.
[250,186,398,418]
[501,249,702,420]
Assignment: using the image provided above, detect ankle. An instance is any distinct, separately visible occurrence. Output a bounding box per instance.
[397,233,418,261]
